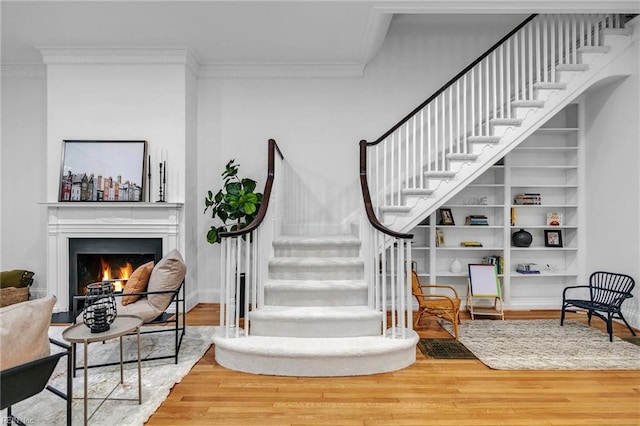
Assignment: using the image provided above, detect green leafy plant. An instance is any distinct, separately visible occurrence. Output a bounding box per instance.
[204,159,263,244]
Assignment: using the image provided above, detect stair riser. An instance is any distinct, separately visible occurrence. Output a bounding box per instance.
[249,317,382,338]
[512,106,542,120]
[265,289,368,306]
[556,70,586,83]
[273,246,360,258]
[269,265,363,280]
[214,343,417,377]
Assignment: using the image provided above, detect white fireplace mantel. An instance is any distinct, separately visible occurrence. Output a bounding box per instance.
[43,202,183,313]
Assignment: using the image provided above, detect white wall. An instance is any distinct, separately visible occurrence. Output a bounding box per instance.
[45,64,186,203]
[584,42,640,327]
[0,67,48,295]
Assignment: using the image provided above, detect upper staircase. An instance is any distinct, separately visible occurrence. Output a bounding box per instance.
[213,14,638,377]
[366,14,638,232]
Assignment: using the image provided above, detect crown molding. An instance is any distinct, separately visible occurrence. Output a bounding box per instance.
[371,0,640,14]
[359,7,394,65]
[198,63,364,79]
[1,64,46,79]
[38,47,200,74]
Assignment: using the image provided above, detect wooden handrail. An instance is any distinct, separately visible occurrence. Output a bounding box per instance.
[360,140,413,239]
[368,13,537,146]
[219,139,284,239]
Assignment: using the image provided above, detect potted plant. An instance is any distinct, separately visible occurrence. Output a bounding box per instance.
[203,159,263,244]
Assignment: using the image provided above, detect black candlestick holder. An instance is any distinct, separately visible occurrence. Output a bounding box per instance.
[157,161,167,202]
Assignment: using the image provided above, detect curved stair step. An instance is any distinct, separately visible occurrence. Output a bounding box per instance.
[213,330,419,377]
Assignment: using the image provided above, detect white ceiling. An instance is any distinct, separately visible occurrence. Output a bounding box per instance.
[2,1,639,67]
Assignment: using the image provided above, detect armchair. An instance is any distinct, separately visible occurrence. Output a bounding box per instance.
[561,271,636,342]
[1,296,71,426]
[73,249,187,370]
[411,265,461,339]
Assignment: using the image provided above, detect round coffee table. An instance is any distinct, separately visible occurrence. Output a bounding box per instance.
[62,315,143,426]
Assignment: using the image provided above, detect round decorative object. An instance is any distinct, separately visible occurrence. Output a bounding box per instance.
[450,258,463,273]
[83,281,117,333]
[512,228,533,247]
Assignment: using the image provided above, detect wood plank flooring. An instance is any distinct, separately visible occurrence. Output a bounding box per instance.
[146,304,640,425]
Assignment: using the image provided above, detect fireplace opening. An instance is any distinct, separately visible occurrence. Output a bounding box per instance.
[69,238,163,311]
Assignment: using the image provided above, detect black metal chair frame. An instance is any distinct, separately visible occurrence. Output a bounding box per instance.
[561,271,636,342]
[1,339,72,426]
[71,280,186,373]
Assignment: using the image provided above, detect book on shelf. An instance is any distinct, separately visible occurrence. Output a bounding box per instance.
[546,212,563,226]
[516,263,541,274]
[460,241,483,247]
[465,215,489,226]
[482,255,504,274]
[435,228,445,247]
[514,193,541,205]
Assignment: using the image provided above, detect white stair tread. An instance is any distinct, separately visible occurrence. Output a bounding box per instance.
[251,305,379,320]
[379,205,411,213]
[511,100,545,108]
[266,279,367,291]
[213,328,419,357]
[269,257,364,267]
[402,188,434,196]
[273,235,360,247]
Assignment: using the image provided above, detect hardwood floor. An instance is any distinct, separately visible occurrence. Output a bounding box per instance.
[147,304,640,425]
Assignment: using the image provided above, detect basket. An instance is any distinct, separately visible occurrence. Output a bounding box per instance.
[0,286,30,308]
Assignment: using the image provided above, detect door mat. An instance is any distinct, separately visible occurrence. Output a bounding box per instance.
[417,338,477,359]
[621,336,640,346]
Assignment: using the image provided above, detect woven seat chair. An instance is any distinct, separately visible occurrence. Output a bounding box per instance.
[411,265,461,339]
[561,271,636,342]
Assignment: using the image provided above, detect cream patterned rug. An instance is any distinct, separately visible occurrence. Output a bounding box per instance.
[1,325,213,425]
[440,319,640,370]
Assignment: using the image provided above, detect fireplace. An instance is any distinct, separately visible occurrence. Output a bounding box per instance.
[69,238,163,311]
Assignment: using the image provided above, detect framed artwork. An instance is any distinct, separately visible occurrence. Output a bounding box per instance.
[546,212,564,226]
[59,140,147,202]
[438,208,455,225]
[544,229,563,247]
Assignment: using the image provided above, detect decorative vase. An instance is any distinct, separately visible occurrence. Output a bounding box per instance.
[83,281,117,333]
[450,258,463,273]
[512,228,533,247]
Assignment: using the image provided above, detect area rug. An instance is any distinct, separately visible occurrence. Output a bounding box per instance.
[440,319,640,370]
[417,338,477,359]
[1,325,214,425]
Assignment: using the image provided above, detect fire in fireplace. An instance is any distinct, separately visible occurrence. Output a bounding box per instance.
[69,238,163,311]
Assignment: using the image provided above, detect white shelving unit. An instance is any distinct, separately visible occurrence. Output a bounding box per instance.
[412,102,583,309]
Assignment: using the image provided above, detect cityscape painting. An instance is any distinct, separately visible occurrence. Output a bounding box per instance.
[58,140,147,202]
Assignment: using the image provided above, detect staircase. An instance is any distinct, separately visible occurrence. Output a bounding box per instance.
[369,14,638,232]
[213,14,638,377]
[214,235,418,376]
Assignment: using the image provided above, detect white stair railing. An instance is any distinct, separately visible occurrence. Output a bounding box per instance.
[364,14,630,215]
[219,139,285,338]
[360,140,414,339]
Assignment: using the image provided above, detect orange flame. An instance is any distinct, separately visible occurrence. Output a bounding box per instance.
[99,258,133,292]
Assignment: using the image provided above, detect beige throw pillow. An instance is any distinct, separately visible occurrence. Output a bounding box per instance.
[122,261,154,305]
[147,250,186,311]
[0,295,55,370]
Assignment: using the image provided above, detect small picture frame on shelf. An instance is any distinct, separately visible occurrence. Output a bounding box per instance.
[546,212,564,226]
[438,208,455,225]
[544,229,563,247]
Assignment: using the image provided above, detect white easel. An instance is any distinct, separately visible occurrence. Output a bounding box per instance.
[466,263,504,320]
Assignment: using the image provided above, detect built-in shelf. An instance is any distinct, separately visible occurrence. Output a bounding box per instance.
[411,103,582,309]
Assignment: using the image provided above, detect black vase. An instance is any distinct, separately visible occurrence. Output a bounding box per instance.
[512,229,533,247]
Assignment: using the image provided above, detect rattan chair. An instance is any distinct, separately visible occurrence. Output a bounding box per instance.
[411,266,461,339]
[561,271,636,341]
